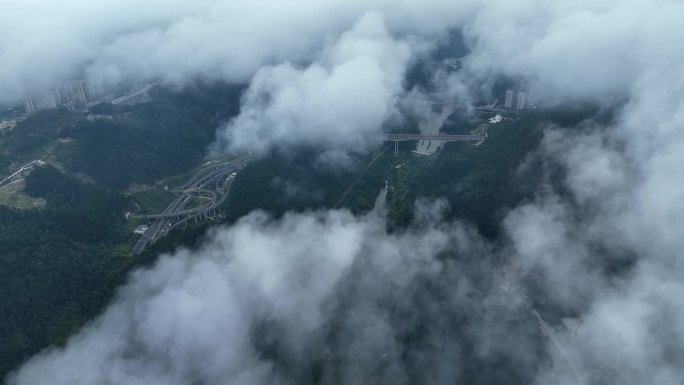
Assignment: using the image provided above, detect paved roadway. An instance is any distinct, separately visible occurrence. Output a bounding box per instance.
[0,160,45,187]
[131,152,256,255]
[532,309,582,381]
[381,133,485,142]
[130,132,485,255]
[112,83,156,105]
[131,131,482,255]
[422,99,518,114]
[133,134,486,255]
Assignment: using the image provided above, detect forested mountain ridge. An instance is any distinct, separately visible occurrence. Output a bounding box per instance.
[0,81,606,381]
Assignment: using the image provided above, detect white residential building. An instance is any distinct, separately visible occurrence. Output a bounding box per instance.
[504,90,514,108]
[516,91,526,110]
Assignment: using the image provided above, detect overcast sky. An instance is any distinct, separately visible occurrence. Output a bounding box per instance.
[5,1,684,384]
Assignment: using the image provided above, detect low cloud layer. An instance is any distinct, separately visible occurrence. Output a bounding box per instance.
[0,0,462,104]
[9,196,530,385]
[7,1,683,150]
[214,12,415,151]
[0,0,356,100]
[460,0,684,106]
[6,1,684,384]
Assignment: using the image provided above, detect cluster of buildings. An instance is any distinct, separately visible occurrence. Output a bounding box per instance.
[133,224,149,235]
[23,81,106,114]
[504,90,526,110]
[0,119,17,132]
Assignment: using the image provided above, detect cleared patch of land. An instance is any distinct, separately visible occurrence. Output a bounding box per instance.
[0,179,46,209]
[131,188,176,214]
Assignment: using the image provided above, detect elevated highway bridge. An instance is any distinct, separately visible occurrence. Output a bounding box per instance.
[131,152,256,255]
[379,133,486,156]
[131,131,487,254]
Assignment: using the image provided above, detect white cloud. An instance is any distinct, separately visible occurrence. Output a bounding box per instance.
[215,12,414,151]
[7,198,501,385]
[0,0,464,104]
[6,1,684,384]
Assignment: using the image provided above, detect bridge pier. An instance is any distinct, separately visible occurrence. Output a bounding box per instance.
[394,141,398,157]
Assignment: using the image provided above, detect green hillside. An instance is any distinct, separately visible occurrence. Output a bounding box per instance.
[0,81,605,381]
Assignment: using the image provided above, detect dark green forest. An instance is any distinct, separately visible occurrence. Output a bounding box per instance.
[58,85,243,189]
[0,109,79,172]
[0,80,607,382]
[0,84,243,189]
[0,84,244,379]
[223,147,393,220]
[0,166,134,376]
[223,107,601,237]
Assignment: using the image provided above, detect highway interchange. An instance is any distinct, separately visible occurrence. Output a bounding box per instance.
[130,132,487,255]
[127,128,583,375]
[131,152,256,255]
